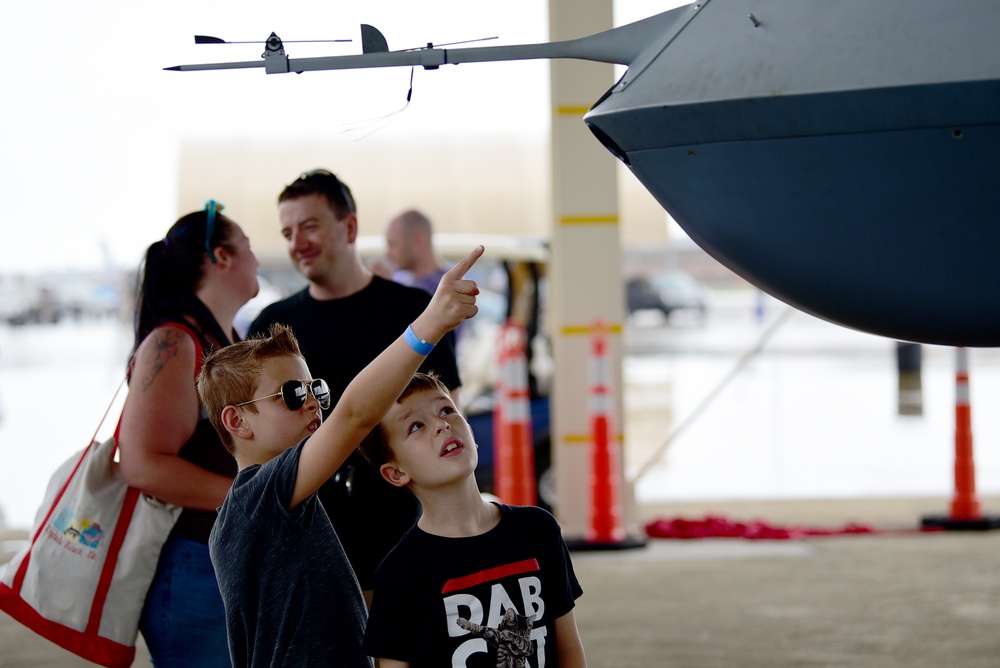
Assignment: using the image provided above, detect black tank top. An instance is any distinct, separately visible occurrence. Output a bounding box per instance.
[156,303,239,544]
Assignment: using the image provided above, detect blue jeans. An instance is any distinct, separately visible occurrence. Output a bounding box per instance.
[140,536,231,667]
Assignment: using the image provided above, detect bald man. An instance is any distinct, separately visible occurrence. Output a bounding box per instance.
[385,209,449,295]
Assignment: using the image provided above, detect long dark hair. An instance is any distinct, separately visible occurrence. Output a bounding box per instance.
[133,209,238,352]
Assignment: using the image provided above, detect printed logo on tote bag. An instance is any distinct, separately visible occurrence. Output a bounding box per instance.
[50,507,106,553]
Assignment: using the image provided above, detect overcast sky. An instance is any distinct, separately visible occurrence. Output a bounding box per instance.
[0,1,682,276]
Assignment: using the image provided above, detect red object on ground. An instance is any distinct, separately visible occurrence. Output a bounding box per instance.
[643,515,879,540]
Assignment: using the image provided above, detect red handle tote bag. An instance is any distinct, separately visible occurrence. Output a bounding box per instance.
[0,324,202,667]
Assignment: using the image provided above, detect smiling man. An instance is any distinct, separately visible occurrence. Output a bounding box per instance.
[248,169,461,602]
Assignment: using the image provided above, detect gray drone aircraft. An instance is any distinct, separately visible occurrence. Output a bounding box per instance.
[167,0,1000,347]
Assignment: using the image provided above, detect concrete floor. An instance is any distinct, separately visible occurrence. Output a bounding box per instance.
[575,495,1000,668]
[3,495,1000,667]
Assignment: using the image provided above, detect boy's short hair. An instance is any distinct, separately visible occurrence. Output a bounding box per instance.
[358,372,453,469]
[197,323,303,454]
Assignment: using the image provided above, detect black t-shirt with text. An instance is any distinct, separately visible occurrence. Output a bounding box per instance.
[363,504,583,667]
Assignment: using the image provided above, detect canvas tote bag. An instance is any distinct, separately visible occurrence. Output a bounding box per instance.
[0,324,201,667]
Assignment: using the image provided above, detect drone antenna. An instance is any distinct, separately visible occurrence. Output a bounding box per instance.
[194,35,351,45]
[401,36,498,52]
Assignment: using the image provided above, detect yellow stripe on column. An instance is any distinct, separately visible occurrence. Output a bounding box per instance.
[560,324,623,336]
[559,215,619,225]
[563,433,625,444]
[556,106,592,116]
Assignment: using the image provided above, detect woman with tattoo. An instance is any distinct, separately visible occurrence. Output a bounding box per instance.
[118,202,259,667]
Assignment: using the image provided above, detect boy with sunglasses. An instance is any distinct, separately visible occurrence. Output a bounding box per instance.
[197,246,484,668]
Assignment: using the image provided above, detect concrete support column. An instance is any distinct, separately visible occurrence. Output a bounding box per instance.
[548,0,629,538]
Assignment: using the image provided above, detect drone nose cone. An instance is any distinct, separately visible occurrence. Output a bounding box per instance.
[584,0,1000,346]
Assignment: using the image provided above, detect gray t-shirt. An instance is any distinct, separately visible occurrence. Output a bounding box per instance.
[209,440,372,667]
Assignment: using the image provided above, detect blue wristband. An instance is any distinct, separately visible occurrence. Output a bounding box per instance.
[404,325,435,356]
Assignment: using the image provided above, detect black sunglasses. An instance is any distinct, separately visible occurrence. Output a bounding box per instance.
[235,379,332,412]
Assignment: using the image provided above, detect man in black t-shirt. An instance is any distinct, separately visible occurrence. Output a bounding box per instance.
[249,169,460,597]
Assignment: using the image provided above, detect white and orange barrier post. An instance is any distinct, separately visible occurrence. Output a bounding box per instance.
[951,347,980,520]
[493,319,537,506]
[586,318,626,543]
[922,348,1000,530]
[564,318,644,551]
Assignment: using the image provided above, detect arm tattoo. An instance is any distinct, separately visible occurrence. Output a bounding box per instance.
[139,328,187,392]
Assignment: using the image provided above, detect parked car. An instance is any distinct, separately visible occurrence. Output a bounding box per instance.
[626,270,707,318]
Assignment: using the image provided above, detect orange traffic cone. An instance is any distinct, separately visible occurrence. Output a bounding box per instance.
[567,319,644,550]
[922,348,1000,531]
[493,319,537,506]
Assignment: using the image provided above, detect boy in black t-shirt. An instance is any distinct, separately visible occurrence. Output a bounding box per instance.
[358,376,588,667]
[197,247,483,668]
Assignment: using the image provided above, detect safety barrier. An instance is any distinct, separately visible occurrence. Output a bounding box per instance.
[492,319,536,506]
[563,319,644,551]
[950,347,979,519]
[585,318,625,543]
[922,348,1000,530]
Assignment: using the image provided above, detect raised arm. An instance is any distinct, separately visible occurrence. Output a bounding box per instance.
[290,245,484,508]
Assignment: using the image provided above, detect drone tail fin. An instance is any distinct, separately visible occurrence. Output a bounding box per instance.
[361,24,389,53]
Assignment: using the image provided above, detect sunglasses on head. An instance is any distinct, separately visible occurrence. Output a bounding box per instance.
[203,199,225,264]
[235,379,332,412]
[288,169,354,212]
[290,168,342,184]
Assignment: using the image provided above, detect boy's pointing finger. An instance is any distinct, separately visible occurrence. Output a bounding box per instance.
[445,245,485,280]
